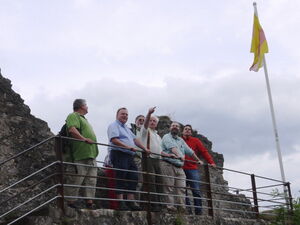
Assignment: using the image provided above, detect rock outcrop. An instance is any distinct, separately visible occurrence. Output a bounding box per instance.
[0,72,56,218]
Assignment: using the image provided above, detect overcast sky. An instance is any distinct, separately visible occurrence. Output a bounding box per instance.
[1,0,299,199]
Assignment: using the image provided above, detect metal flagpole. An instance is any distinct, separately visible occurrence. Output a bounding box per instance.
[253,2,288,204]
[261,55,286,184]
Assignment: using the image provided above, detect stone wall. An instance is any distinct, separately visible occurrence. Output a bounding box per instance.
[24,208,270,225]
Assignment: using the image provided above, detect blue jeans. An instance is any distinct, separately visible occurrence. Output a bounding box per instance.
[184,169,202,214]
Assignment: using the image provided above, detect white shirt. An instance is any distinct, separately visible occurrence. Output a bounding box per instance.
[139,125,162,159]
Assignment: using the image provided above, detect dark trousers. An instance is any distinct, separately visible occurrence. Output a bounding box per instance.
[143,157,162,204]
[111,150,138,195]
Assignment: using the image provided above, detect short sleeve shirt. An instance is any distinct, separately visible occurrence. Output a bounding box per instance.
[161,133,194,167]
[66,112,98,161]
[107,120,137,156]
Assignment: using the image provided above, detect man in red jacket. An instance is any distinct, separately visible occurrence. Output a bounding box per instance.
[182,124,216,215]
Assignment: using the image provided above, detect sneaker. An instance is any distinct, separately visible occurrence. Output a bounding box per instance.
[118,201,130,211]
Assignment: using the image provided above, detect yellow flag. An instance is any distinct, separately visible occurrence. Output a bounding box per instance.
[249,14,269,72]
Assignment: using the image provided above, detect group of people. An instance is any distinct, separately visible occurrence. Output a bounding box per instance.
[64,99,216,215]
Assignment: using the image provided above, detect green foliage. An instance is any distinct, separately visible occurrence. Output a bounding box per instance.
[270,194,300,225]
[174,215,185,225]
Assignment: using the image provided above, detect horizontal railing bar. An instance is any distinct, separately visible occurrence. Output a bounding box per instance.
[254,174,285,184]
[210,198,252,207]
[0,161,59,194]
[63,183,256,208]
[64,181,288,209]
[0,184,60,219]
[0,173,58,206]
[259,204,287,209]
[258,197,287,202]
[241,183,284,192]
[7,196,58,225]
[0,136,55,167]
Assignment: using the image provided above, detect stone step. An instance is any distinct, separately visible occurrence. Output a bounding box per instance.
[22,208,271,225]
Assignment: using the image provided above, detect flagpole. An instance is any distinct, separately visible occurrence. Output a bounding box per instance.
[253,2,288,203]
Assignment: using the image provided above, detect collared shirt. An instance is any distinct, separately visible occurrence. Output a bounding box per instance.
[161,133,194,167]
[139,125,162,159]
[182,136,215,170]
[66,112,98,161]
[107,120,136,156]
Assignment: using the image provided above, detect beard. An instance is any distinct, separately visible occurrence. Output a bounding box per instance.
[171,128,179,136]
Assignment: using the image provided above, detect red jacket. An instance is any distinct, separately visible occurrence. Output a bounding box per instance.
[182,136,215,170]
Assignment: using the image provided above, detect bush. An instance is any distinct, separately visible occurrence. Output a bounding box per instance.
[271,197,300,225]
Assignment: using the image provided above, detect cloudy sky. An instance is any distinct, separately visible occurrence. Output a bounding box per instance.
[1,0,299,199]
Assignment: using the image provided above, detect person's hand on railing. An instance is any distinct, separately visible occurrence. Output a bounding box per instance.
[130,147,138,152]
[168,153,178,158]
[210,163,217,168]
[197,160,204,165]
[145,148,151,155]
[84,138,95,144]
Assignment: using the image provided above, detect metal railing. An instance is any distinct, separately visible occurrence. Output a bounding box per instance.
[0,135,294,225]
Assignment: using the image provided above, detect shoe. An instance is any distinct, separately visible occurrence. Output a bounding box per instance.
[195,210,202,215]
[118,201,130,211]
[128,202,141,211]
[86,202,97,209]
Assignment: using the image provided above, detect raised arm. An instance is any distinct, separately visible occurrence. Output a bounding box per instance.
[144,106,156,129]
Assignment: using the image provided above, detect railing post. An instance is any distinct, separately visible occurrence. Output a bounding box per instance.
[54,136,65,214]
[285,182,293,211]
[142,152,152,225]
[204,164,214,217]
[250,174,259,218]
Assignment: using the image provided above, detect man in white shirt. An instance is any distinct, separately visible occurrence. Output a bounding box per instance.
[139,107,162,212]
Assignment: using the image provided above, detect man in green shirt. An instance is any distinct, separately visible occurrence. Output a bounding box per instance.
[65,99,98,209]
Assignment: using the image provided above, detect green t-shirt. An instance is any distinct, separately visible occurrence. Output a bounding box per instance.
[66,112,98,161]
